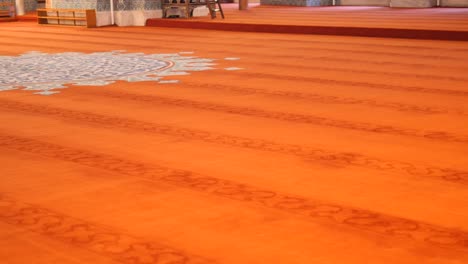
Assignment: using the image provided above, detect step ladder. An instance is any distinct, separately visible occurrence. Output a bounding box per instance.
[206,0,224,19]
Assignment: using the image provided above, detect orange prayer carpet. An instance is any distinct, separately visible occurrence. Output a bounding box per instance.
[1,15,468,264]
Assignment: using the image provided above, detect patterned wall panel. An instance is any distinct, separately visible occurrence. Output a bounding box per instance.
[337,0,390,5]
[52,0,160,11]
[53,0,97,9]
[114,0,161,11]
[0,0,13,11]
[96,0,109,11]
[24,0,37,12]
[260,0,332,6]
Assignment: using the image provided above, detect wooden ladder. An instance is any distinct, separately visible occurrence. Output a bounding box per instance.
[206,0,224,19]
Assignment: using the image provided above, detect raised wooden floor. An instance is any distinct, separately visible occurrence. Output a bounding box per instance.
[147,4,468,40]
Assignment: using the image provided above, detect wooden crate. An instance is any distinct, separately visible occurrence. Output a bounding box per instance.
[37,8,96,28]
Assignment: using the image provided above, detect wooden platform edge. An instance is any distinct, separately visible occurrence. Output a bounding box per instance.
[145,19,468,41]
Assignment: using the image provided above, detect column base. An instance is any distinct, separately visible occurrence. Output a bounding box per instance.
[96,10,163,27]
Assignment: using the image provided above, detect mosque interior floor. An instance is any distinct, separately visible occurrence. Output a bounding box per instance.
[0,22,468,264]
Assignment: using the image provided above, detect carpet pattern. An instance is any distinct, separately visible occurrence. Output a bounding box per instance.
[0,51,226,95]
[0,22,467,264]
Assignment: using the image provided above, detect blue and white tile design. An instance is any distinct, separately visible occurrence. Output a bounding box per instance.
[0,51,221,95]
[53,0,97,10]
[24,0,37,12]
[52,0,161,11]
[0,0,13,9]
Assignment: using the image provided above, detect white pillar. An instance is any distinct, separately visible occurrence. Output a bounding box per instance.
[15,0,24,15]
[110,0,115,25]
